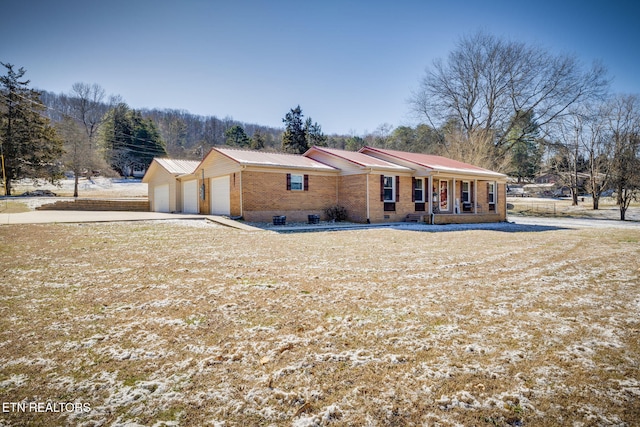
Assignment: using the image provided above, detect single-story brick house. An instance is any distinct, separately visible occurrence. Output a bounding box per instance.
[143,146,507,224]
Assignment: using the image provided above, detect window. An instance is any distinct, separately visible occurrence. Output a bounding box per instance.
[290,174,303,190]
[286,173,309,191]
[383,176,395,202]
[413,178,424,202]
[439,180,449,211]
[461,181,470,203]
[488,182,496,211]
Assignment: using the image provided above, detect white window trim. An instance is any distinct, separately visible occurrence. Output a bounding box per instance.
[462,181,470,203]
[414,178,425,202]
[290,174,304,191]
[383,176,395,202]
[488,182,496,205]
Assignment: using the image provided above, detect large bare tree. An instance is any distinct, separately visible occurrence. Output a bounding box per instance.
[56,116,91,197]
[69,82,107,148]
[410,31,609,170]
[606,94,640,220]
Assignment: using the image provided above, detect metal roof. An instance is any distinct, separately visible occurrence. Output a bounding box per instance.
[305,146,412,171]
[360,146,506,178]
[214,147,337,171]
[153,158,200,175]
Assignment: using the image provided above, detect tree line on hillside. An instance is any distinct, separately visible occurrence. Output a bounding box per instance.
[2,30,640,218]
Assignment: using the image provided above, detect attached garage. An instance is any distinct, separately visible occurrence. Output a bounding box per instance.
[210,176,231,215]
[182,180,199,214]
[143,158,201,213]
[153,184,170,213]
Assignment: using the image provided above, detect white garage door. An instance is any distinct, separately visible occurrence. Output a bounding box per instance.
[153,184,170,212]
[210,176,231,215]
[182,180,199,214]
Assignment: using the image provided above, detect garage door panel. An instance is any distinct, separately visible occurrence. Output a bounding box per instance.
[210,176,230,215]
[153,184,170,213]
[182,180,198,213]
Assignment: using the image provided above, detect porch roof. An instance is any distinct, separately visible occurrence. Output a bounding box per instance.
[359,146,506,179]
[304,146,411,172]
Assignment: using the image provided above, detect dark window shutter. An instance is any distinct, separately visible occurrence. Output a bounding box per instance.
[395,176,400,202]
[487,182,490,202]
[304,174,309,191]
[412,178,416,202]
[286,173,291,191]
[380,175,385,201]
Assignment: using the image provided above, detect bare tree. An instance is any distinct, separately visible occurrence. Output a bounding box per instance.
[581,103,610,209]
[410,31,609,170]
[606,94,640,220]
[56,116,91,197]
[551,109,588,206]
[69,83,107,148]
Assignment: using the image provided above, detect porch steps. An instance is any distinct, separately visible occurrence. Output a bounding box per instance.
[36,198,149,212]
[404,214,426,223]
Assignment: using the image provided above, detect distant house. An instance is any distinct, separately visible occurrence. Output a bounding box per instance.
[143,146,508,224]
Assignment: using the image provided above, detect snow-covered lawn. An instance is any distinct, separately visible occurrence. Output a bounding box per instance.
[1,221,639,426]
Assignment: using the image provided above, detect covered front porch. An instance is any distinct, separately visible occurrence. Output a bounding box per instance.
[409,175,506,223]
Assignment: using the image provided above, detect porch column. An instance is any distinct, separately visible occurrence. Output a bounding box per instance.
[427,176,433,216]
[474,179,478,214]
[453,178,457,214]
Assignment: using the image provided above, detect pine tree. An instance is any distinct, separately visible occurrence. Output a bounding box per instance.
[305,117,327,147]
[0,63,63,195]
[507,110,543,182]
[225,125,250,147]
[99,103,166,176]
[281,106,307,154]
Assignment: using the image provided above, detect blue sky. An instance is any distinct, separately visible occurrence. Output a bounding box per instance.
[2,0,639,135]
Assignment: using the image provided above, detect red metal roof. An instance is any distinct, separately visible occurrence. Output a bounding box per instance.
[304,146,411,171]
[360,146,505,177]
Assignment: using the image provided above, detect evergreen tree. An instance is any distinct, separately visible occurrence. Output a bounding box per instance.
[225,125,251,147]
[281,105,307,154]
[0,63,63,195]
[131,111,166,170]
[305,117,327,147]
[250,129,265,150]
[99,103,166,176]
[507,110,543,182]
[281,106,327,153]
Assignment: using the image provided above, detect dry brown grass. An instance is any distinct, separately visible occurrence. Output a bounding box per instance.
[508,197,640,221]
[1,221,639,426]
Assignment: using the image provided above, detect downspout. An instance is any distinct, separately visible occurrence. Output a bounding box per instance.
[239,165,245,218]
[429,174,436,224]
[366,169,371,223]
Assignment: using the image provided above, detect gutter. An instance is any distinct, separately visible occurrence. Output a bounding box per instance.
[240,165,245,218]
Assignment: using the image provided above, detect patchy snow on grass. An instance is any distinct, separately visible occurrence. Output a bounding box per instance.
[1,221,639,425]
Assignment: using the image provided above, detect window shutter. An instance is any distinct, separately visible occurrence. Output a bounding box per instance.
[286,173,291,191]
[304,174,309,191]
[487,182,490,203]
[412,178,416,202]
[395,176,400,202]
[380,175,385,201]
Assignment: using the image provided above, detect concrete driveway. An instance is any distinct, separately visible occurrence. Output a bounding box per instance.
[0,210,264,232]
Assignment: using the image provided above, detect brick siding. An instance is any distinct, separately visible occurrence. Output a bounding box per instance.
[241,171,338,222]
